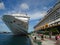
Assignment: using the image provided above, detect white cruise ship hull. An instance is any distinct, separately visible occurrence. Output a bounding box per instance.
[2,15,29,35]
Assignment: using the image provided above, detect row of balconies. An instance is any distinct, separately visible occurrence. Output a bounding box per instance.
[35,21,60,31]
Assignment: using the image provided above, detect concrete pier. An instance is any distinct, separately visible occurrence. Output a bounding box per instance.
[29,35,56,45]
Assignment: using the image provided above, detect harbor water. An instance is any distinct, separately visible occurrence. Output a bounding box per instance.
[0,34,31,45]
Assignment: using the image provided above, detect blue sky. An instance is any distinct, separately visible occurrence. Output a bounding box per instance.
[0,0,57,32]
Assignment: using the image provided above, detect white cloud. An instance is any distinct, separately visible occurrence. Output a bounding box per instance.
[29,11,47,20]
[4,10,21,15]
[20,3,29,10]
[0,2,5,9]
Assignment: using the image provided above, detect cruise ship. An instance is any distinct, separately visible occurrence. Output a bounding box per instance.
[2,14,30,35]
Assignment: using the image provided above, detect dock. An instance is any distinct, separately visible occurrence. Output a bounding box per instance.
[29,35,56,45]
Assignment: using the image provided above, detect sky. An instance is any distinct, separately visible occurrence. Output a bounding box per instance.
[0,0,57,32]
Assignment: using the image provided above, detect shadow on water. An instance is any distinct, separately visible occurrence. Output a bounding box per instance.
[0,34,31,45]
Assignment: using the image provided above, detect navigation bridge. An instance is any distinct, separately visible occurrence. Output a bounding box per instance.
[34,1,60,34]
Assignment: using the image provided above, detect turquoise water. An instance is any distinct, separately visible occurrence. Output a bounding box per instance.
[0,34,31,45]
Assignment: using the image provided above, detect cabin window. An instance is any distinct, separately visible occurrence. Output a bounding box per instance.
[13,20,16,22]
